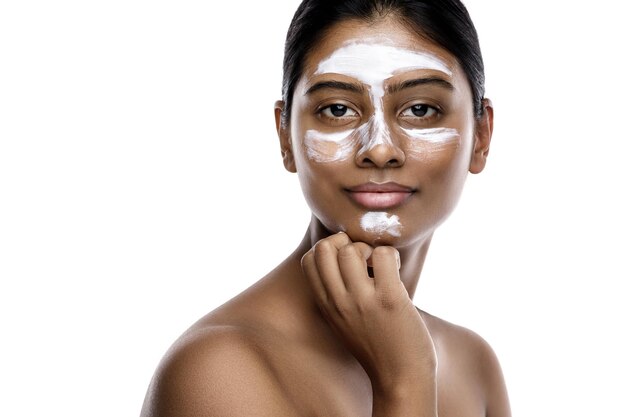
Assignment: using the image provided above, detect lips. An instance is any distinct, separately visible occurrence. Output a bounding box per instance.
[346,182,415,209]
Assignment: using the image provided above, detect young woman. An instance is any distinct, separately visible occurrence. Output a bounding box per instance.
[141,1,510,416]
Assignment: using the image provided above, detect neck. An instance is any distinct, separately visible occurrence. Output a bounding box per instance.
[299,215,433,300]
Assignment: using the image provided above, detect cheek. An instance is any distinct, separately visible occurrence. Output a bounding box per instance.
[414,132,474,216]
[303,129,358,163]
[402,127,474,183]
[294,153,342,205]
[406,144,460,169]
[401,127,461,161]
[295,160,350,234]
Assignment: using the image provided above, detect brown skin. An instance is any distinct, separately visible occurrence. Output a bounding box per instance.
[141,17,510,417]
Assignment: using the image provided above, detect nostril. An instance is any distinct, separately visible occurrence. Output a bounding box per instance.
[361,157,375,166]
[359,157,401,168]
[356,143,405,168]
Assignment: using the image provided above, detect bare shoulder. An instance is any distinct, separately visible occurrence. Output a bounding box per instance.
[140,324,299,417]
[420,310,512,417]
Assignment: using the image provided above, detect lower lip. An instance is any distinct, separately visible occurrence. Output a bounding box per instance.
[348,191,412,209]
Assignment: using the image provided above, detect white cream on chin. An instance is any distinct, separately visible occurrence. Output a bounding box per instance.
[360,212,402,237]
[304,40,454,163]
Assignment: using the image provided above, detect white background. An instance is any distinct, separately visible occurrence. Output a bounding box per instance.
[1,1,624,416]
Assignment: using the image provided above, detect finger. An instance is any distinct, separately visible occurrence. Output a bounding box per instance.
[351,242,375,277]
[301,250,328,305]
[337,243,373,295]
[370,246,402,291]
[313,233,352,297]
[352,242,374,262]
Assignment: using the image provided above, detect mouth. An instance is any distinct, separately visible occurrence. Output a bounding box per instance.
[345,182,415,210]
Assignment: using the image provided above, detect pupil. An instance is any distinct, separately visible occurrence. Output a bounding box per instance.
[412,105,427,117]
[331,104,347,117]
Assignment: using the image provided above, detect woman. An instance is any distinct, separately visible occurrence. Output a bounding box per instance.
[141,0,510,416]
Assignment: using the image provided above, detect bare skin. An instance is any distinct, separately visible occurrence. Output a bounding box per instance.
[141,17,510,417]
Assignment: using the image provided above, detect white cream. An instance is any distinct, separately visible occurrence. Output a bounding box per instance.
[360,212,402,237]
[304,129,356,162]
[401,126,460,156]
[401,126,460,142]
[304,40,454,163]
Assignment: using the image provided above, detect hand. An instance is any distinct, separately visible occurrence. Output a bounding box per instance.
[301,232,437,394]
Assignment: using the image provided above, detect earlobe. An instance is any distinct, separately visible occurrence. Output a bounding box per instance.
[469,98,494,174]
[274,100,297,173]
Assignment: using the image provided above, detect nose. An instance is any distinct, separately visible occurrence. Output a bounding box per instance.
[356,131,406,168]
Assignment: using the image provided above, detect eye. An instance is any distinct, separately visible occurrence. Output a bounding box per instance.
[320,104,358,118]
[399,104,438,119]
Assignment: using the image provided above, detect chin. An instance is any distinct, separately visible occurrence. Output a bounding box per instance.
[314,215,430,249]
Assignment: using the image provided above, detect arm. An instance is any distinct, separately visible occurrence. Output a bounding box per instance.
[438,322,511,417]
[301,233,439,417]
[371,380,438,417]
[479,339,511,417]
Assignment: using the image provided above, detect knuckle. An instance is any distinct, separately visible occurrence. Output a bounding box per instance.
[373,246,397,258]
[301,254,317,275]
[337,244,357,260]
[334,232,351,245]
[353,242,373,258]
[301,251,314,267]
[315,240,335,257]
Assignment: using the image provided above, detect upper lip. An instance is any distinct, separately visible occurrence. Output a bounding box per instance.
[346,182,415,193]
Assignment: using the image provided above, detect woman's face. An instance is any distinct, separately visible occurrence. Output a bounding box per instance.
[277,17,492,247]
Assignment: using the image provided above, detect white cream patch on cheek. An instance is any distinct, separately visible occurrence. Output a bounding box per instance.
[360,212,402,237]
[304,129,357,162]
[314,42,453,157]
[401,127,460,156]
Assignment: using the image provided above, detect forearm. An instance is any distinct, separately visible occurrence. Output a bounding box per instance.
[372,376,437,417]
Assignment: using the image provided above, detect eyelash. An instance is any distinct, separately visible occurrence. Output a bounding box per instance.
[319,104,359,120]
[317,102,441,124]
[398,104,440,121]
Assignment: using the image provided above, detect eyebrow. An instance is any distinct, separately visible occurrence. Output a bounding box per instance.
[305,80,367,96]
[386,77,454,94]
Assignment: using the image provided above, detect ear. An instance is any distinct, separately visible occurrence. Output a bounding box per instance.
[274,100,297,173]
[469,98,494,174]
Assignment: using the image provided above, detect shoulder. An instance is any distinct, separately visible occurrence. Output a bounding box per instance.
[140,324,299,417]
[422,310,498,366]
[421,310,512,417]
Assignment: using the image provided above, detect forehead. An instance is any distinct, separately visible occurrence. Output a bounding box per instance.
[302,17,460,81]
[315,41,452,79]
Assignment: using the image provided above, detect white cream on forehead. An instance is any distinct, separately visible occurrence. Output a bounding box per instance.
[361,212,402,237]
[303,40,457,163]
[314,41,452,80]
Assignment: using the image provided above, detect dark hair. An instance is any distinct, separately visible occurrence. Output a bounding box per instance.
[281,0,485,125]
